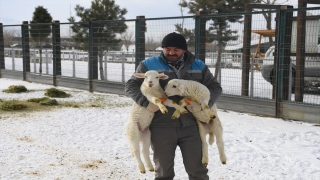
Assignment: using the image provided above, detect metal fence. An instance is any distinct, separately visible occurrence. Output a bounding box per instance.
[0,5,319,123]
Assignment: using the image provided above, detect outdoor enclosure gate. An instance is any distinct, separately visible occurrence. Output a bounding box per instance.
[0,6,319,123]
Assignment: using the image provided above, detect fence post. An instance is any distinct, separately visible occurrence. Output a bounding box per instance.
[295,0,307,102]
[104,51,107,79]
[0,23,4,73]
[121,53,125,83]
[250,53,255,97]
[73,51,75,77]
[288,59,292,101]
[275,6,287,117]
[282,6,293,101]
[89,18,98,92]
[242,4,252,96]
[33,51,36,73]
[52,20,61,86]
[21,21,31,80]
[135,16,146,70]
[195,11,206,62]
[11,47,15,70]
[45,49,49,74]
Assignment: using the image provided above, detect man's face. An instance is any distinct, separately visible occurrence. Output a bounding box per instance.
[162,47,186,62]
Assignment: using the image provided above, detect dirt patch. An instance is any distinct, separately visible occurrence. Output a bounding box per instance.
[79,159,107,170]
[17,136,34,143]
[26,170,43,176]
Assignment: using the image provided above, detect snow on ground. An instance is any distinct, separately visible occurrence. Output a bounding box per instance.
[0,78,320,180]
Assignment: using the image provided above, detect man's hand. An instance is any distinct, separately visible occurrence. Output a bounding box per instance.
[147,103,160,112]
[185,100,202,113]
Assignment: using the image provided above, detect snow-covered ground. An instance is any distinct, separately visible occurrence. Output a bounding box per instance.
[0,78,319,180]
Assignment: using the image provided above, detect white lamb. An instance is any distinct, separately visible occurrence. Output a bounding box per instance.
[125,70,188,174]
[164,79,227,166]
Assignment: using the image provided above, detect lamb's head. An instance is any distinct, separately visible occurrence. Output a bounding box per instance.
[164,79,184,97]
[134,70,168,88]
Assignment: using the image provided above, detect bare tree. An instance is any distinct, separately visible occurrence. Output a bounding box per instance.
[257,0,288,45]
[206,42,217,52]
[179,0,185,29]
[145,37,160,51]
[3,29,20,47]
[121,31,134,53]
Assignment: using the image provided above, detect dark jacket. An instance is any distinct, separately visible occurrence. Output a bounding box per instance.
[125,51,222,127]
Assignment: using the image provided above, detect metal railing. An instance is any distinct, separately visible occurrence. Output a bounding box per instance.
[0,6,319,123]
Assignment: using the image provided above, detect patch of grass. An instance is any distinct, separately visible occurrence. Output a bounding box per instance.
[89,104,101,107]
[62,102,80,108]
[27,97,58,106]
[0,100,27,111]
[0,89,132,115]
[39,98,58,106]
[0,98,60,114]
[45,88,70,98]
[27,97,50,103]
[2,85,28,93]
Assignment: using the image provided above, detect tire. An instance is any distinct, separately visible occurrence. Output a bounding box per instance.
[261,64,296,92]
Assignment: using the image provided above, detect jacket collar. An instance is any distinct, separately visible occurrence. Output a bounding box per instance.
[159,51,195,67]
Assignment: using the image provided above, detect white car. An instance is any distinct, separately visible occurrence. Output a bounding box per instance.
[262,45,320,67]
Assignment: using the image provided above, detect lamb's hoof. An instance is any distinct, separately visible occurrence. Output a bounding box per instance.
[140,170,146,174]
[171,116,178,120]
[172,110,181,119]
[139,165,146,174]
[178,101,184,106]
[202,159,208,167]
[154,99,161,103]
[161,110,168,114]
[181,110,188,114]
[149,168,155,172]
[222,161,226,165]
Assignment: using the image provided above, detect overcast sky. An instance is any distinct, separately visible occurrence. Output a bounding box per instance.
[0,0,184,25]
[0,0,318,25]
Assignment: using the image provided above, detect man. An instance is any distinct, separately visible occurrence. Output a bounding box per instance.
[125,32,222,180]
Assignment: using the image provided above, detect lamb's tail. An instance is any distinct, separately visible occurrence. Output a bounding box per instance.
[208,132,214,145]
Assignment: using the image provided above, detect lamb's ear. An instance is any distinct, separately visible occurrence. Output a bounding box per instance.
[178,83,184,91]
[159,73,168,80]
[133,73,145,78]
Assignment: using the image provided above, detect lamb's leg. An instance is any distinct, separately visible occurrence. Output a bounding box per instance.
[200,100,216,120]
[172,110,181,120]
[206,115,215,145]
[213,117,227,164]
[197,121,209,167]
[151,97,168,114]
[169,98,190,120]
[208,132,214,145]
[163,99,188,119]
[141,128,154,172]
[125,122,146,173]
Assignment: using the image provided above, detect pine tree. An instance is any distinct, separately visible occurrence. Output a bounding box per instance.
[68,0,127,80]
[29,6,53,74]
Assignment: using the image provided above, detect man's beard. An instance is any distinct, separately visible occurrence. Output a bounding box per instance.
[166,54,180,61]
